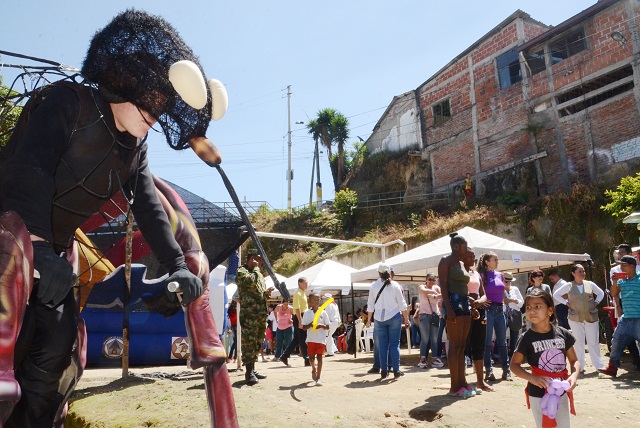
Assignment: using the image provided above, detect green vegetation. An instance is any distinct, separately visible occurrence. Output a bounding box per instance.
[252,181,638,279]
[601,172,640,218]
[333,188,358,229]
[0,79,23,148]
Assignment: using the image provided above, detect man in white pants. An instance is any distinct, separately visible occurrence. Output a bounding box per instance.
[322,293,341,356]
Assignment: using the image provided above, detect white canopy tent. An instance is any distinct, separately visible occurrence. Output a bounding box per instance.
[272,259,366,298]
[351,226,591,284]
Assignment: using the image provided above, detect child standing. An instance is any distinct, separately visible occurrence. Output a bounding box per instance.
[302,293,330,386]
[510,289,580,428]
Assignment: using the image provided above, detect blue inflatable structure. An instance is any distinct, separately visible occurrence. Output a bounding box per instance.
[82,264,189,367]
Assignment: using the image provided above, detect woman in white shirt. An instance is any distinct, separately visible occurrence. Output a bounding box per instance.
[503,272,524,358]
[553,263,605,371]
[366,264,410,379]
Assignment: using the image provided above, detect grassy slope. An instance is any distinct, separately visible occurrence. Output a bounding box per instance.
[253,184,637,279]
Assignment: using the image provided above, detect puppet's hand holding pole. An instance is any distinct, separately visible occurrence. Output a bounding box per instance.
[165,268,202,306]
[32,241,75,306]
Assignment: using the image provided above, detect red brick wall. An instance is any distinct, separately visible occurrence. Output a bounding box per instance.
[549,2,632,93]
[471,23,520,65]
[480,132,532,171]
[431,133,476,186]
[422,3,640,191]
[559,119,589,184]
[534,127,566,193]
[589,94,640,176]
[523,21,549,40]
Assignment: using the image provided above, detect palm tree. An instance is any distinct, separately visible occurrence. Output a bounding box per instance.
[311,108,350,192]
[307,119,322,209]
[330,113,349,189]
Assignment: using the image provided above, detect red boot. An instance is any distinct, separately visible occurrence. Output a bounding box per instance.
[598,361,618,378]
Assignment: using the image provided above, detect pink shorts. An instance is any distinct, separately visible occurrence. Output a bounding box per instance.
[307,342,326,356]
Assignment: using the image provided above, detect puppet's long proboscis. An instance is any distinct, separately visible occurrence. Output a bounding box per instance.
[208,162,290,301]
[0,211,33,425]
[154,177,238,428]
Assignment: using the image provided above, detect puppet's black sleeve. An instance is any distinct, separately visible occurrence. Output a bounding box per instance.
[127,145,186,274]
[0,86,79,243]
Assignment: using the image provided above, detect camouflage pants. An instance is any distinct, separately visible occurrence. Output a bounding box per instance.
[240,313,266,363]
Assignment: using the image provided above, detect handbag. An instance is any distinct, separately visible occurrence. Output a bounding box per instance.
[429,313,440,327]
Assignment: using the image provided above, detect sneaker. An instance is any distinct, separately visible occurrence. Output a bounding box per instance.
[367,367,381,374]
[380,371,389,380]
[431,358,444,368]
[393,370,405,379]
[304,359,311,367]
[502,370,512,381]
[315,379,323,386]
[271,356,279,362]
[280,357,289,367]
[417,361,428,369]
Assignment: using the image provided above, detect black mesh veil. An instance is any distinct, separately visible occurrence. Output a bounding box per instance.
[81,9,211,150]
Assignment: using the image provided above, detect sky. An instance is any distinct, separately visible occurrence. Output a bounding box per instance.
[1,0,596,211]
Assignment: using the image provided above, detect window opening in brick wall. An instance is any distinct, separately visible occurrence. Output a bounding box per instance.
[432,99,451,126]
[550,27,586,64]
[523,48,546,76]
[497,49,522,89]
[556,65,634,117]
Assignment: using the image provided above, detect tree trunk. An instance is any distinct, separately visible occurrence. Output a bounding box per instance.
[337,141,345,189]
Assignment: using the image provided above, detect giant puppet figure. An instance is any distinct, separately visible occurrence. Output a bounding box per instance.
[0,10,237,427]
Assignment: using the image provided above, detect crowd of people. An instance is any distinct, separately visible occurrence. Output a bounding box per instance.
[227,238,640,427]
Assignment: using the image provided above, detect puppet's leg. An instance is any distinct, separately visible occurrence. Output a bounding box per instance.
[0,212,33,425]
[185,277,239,428]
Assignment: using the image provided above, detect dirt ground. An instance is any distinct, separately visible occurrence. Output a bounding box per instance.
[66,347,640,428]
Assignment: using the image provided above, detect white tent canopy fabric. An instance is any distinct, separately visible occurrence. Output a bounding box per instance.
[351,226,591,284]
[274,259,360,297]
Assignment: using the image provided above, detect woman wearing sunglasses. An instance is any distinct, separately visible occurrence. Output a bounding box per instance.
[525,270,552,296]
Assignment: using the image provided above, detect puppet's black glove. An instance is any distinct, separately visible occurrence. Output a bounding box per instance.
[166,267,203,306]
[32,241,75,307]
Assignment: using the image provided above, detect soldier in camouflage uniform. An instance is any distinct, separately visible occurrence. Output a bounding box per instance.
[235,249,274,385]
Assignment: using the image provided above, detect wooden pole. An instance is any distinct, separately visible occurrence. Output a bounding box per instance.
[122,209,133,378]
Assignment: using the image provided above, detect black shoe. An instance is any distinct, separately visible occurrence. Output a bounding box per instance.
[245,364,259,385]
[367,367,380,374]
[380,371,389,380]
[393,370,405,379]
[502,370,512,381]
[304,359,311,367]
[245,371,258,385]
[485,369,496,382]
[253,370,267,380]
[280,357,289,366]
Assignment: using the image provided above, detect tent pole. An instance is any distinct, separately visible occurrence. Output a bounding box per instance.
[351,281,356,358]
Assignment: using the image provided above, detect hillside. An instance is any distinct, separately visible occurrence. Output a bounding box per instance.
[252,183,634,280]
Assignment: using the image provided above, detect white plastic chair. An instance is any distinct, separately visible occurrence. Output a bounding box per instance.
[355,320,364,352]
[363,325,374,352]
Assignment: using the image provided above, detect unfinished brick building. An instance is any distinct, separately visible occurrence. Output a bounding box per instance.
[361,0,640,199]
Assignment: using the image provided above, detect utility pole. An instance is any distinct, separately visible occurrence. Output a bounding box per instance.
[286,85,293,213]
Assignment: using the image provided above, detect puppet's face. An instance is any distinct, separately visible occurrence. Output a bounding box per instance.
[110,102,156,138]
